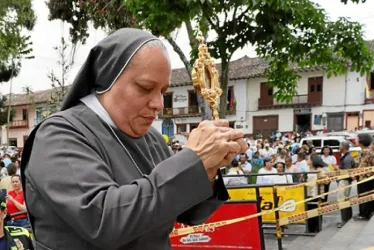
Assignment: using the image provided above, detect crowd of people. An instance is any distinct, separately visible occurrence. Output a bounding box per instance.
[218,133,374,231]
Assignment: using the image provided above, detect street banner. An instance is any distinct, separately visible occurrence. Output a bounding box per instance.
[228,185,305,223]
[170,201,264,250]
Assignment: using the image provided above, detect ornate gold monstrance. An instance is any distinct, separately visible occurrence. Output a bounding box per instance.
[192,32,222,120]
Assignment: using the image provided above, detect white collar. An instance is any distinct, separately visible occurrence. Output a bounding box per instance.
[80,94,117,128]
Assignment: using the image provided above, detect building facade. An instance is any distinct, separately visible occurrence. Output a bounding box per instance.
[153,51,374,138]
[1,89,51,148]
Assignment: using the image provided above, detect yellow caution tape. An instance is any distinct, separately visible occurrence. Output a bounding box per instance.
[279,192,374,226]
[276,167,374,191]
[170,174,374,237]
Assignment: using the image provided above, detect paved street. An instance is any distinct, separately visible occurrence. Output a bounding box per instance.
[263,182,360,250]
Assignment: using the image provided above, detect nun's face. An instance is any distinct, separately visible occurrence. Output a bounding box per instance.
[99,46,171,137]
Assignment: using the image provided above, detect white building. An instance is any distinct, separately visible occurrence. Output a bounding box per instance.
[154,41,374,138]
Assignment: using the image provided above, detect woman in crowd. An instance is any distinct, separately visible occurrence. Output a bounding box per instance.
[223,160,247,186]
[272,162,293,184]
[6,175,27,227]
[320,146,337,170]
[0,164,17,192]
[256,157,277,184]
[320,146,337,200]
[250,151,264,184]
[306,154,328,233]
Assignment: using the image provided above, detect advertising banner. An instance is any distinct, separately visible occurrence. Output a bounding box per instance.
[228,185,305,223]
[171,201,264,250]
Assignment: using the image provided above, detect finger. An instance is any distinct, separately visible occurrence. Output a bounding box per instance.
[234,138,248,153]
[225,141,241,154]
[213,119,229,128]
[220,130,244,141]
[217,152,237,167]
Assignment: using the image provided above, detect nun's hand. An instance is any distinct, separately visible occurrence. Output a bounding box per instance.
[186,119,247,180]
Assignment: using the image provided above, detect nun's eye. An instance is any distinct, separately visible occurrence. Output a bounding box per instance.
[138,85,151,92]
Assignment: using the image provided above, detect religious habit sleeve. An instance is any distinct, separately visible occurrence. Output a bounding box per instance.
[176,171,228,225]
[26,116,223,249]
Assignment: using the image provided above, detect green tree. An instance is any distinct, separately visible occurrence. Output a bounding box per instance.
[47,0,373,119]
[44,37,73,117]
[0,0,36,81]
[126,0,373,118]
[46,0,216,120]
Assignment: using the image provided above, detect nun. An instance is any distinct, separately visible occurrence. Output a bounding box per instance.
[20,28,247,250]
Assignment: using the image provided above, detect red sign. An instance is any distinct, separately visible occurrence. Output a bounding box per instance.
[170,201,263,250]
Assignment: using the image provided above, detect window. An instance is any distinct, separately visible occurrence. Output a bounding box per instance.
[370,72,374,89]
[302,139,321,148]
[9,138,17,147]
[268,88,273,96]
[22,109,28,120]
[310,85,315,92]
[163,93,173,108]
[316,84,322,92]
[189,123,199,131]
[176,124,187,134]
[323,139,340,148]
[188,91,198,108]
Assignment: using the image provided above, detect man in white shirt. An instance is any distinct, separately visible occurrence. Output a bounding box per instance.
[239,153,252,173]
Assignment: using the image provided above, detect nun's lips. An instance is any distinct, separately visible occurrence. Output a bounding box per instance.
[142,116,156,121]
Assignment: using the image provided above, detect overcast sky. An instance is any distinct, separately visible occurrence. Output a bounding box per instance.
[2,0,374,94]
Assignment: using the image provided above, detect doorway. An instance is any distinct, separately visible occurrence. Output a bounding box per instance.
[295,114,311,133]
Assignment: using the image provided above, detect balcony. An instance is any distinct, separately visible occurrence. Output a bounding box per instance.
[159,106,200,118]
[9,120,28,129]
[258,94,322,110]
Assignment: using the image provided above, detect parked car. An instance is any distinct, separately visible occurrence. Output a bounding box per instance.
[300,136,361,164]
[325,131,359,146]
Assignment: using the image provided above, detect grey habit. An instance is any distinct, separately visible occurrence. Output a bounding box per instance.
[20,28,229,250]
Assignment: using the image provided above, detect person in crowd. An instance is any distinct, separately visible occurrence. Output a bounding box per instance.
[20,28,247,249]
[275,149,287,164]
[239,153,252,173]
[245,143,252,162]
[0,164,6,180]
[250,151,264,184]
[272,162,293,184]
[223,160,247,186]
[306,140,314,148]
[256,157,277,184]
[296,152,309,173]
[337,141,355,228]
[320,146,337,170]
[291,147,301,164]
[1,156,10,169]
[354,133,374,221]
[308,146,317,155]
[6,175,27,227]
[284,156,299,182]
[320,146,337,200]
[306,154,327,233]
[0,165,17,193]
[12,161,20,176]
[0,195,34,250]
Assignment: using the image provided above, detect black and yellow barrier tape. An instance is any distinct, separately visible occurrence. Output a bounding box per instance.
[276,167,374,191]
[170,168,374,237]
[279,192,374,226]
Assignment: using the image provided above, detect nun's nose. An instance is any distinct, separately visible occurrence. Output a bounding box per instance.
[149,93,164,111]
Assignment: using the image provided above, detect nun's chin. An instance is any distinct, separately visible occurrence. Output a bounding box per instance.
[122,122,152,138]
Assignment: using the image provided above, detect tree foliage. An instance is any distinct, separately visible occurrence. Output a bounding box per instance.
[47,0,139,44]
[0,0,36,82]
[126,0,373,117]
[44,37,73,117]
[47,0,373,119]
